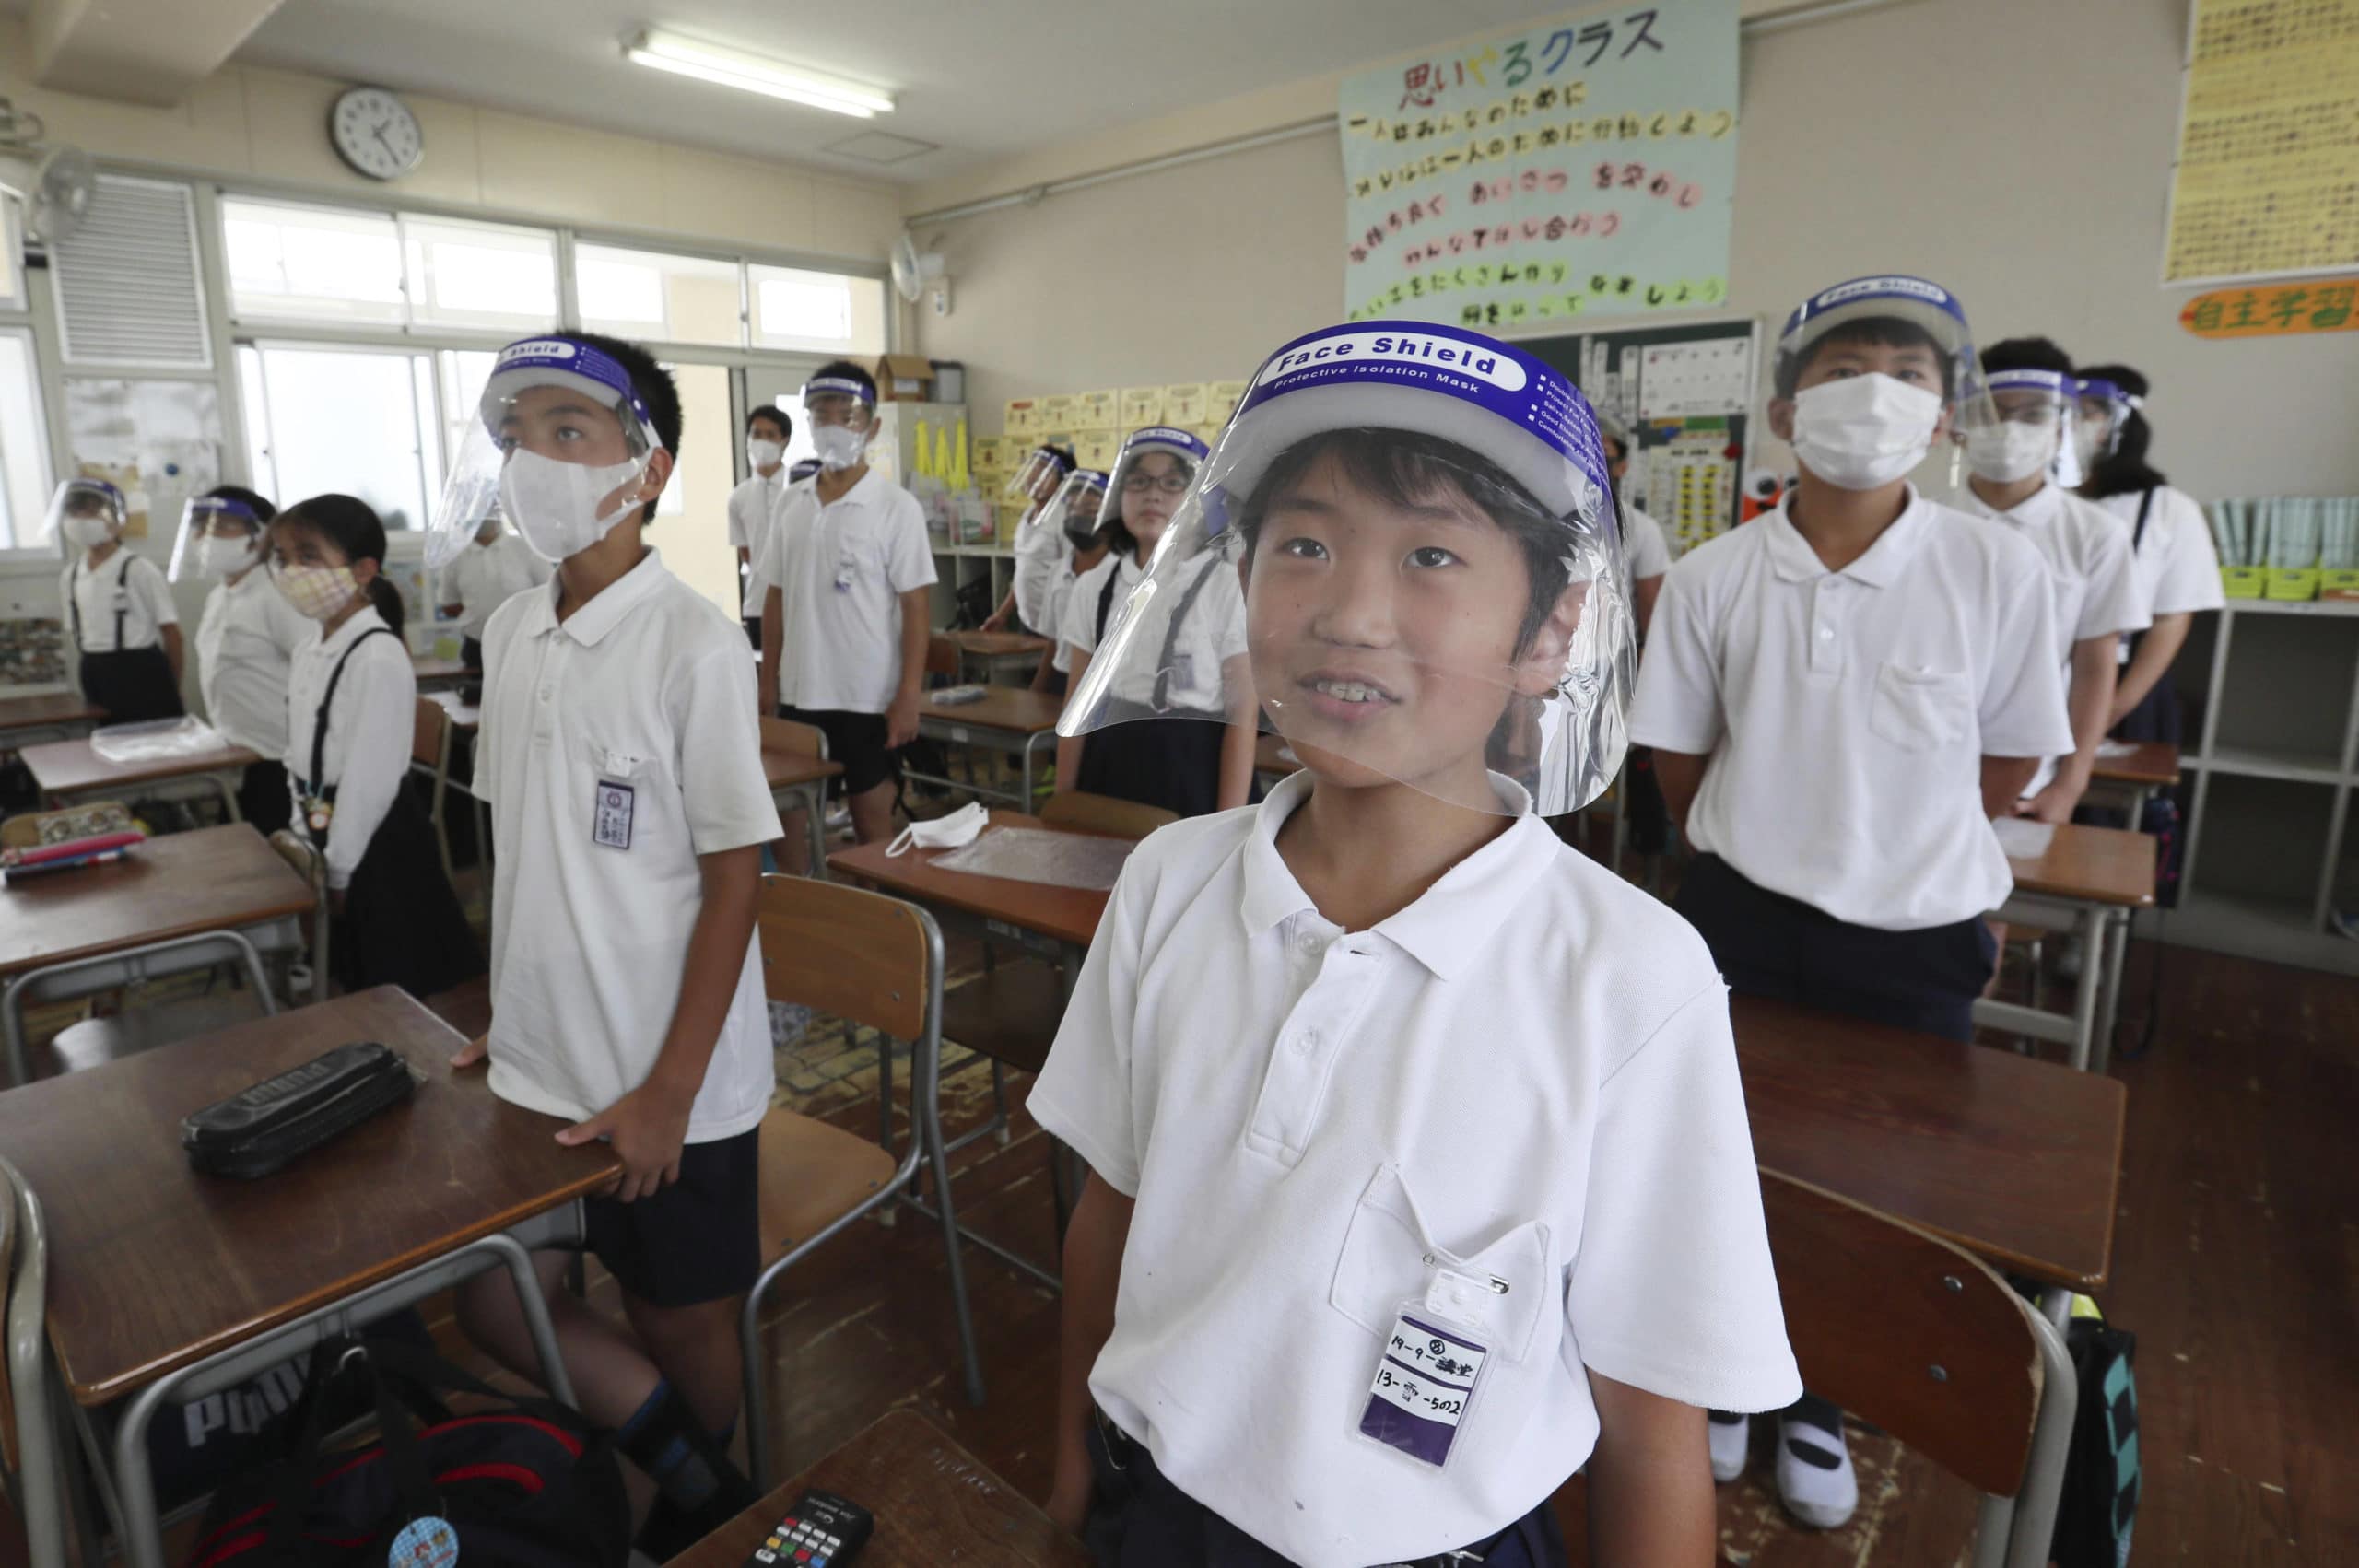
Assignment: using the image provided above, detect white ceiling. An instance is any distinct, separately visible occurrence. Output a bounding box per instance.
[232,0,1578,183]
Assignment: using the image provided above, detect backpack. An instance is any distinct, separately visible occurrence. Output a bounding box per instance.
[184,1335,628,1568]
[2049,1305,2140,1568]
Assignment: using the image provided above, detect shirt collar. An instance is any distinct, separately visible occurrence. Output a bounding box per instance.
[1236,767,1556,979]
[319,604,386,652]
[521,546,670,648]
[819,469,883,510]
[1959,481,2061,531]
[1762,486,1930,589]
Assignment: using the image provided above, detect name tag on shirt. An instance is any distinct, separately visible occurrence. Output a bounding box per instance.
[593,779,635,849]
[1359,1297,1491,1468]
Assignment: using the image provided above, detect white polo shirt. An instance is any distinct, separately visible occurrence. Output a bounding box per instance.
[1044,553,1099,675]
[728,469,787,618]
[1060,549,1246,716]
[1011,510,1068,636]
[1629,489,2073,930]
[62,550,176,653]
[756,470,937,715]
[196,567,311,759]
[285,608,412,892]
[2096,485,2225,646]
[1623,502,1672,584]
[473,549,783,1142]
[1029,771,1798,1567]
[438,532,551,641]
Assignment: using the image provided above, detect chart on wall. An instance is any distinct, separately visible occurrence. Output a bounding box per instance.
[62,379,224,541]
[2162,0,2359,286]
[1336,0,1740,330]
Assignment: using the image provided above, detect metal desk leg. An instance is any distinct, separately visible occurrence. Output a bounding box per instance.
[802,784,828,880]
[1022,729,1054,811]
[2067,903,2106,1071]
[2093,906,2133,1076]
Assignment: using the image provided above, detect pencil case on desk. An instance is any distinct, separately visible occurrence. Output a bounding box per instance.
[182,1042,418,1179]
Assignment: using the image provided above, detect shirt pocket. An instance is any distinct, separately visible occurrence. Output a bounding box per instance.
[1868,661,1973,754]
[581,736,681,853]
[1327,1164,1553,1365]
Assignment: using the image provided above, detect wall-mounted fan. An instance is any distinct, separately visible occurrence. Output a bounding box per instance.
[890,229,950,315]
[0,99,97,244]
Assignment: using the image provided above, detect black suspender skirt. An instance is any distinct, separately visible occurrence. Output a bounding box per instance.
[71,556,184,724]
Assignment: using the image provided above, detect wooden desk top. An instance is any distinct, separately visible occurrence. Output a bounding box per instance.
[411,655,466,685]
[2091,741,2180,788]
[424,691,480,731]
[922,686,1064,735]
[765,750,844,791]
[0,824,313,982]
[675,1410,1086,1568]
[20,734,261,797]
[0,693,105,732]
[0,988,619,1404]
[1732,995,2125,1292]
[950,630,1050,659]
[2007,822,2157,907]
[829,812,1108,949]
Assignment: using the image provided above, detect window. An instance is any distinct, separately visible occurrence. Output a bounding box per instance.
[0,195,23,311]
[221,198,405,325]
[577,244,743,347]
[434,348,498,475]
[240,344,434,532]
[748,263,886,355]
[400,216,558,333]
[0,328,53,550]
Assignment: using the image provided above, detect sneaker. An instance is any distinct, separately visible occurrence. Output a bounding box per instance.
[1708,1410,1749,1483]
[1775,1394,1857,1529]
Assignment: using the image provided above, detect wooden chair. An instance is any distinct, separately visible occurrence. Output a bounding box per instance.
[924,633,961,683]
[0,1156,65,1568]
[410,696,456,885]
[739,874,983,1487]
[3,930,279,1088]
[761,715,830,762]
[1039,790,1178,840]
[270,828,330,1004]
[1758,1170,2077,1568]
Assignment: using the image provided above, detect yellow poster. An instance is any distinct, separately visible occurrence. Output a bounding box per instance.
[1076,389,1121,428]
[1121,385,1167,426]
[2164,0,2359,284]
[1039,393,1078,430]
[1004,399,1039,435]
[1163,383,1208,425]
[2179,275,2358,335]
[1206,380,1251,427]
[1076,432,1121,470]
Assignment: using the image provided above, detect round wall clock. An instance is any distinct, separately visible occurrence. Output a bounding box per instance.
[329,87,424,181]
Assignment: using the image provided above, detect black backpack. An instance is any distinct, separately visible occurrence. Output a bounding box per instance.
[2049,1311,2140,1568]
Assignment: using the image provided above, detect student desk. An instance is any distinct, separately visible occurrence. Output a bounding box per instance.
[2090,739,2180,822]
[766,748,844,877]
[410,653,468,692]
[912,687,1064,809]
[675,1409,1087,1568]
[0,986,617,1568]
[829,811,1106,983]
[0,823,312,1084]
[948,629,1050,685]
[0,692,104,750]
[1978,823,2156,1074]
[423,689,479,731]
[18,734,261,822]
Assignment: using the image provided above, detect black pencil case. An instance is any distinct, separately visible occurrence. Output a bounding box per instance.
[182,1041,419,1179]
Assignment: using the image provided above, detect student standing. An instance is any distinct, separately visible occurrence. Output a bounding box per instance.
[170,486,309,832]
[1028,469,1119,698]
[2075,363,2224,742]
[1952,339,2146,823]
[46,478,184,722]
[273,494,480,997]
[1038,322,1796,1566]
[981,442,1076,637]
[446,334,779,1558]
[1630,276,2071,1528]
[756,361,935,866]
[729,404,794,644]
[1599,415,1672,635]
[1055,427,1256,816]
[437,508,551,673]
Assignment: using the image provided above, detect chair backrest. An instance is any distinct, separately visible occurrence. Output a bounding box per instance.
[1758,1169,2042,1499]
[412,696,451,770]
[756,873,937,1043]
[0,1156,64,1568]
[924,633,960,680]
[270,828,325,893]
[760,716,830,761]
[0,1160,16,1476]
[1041,790,1179,841]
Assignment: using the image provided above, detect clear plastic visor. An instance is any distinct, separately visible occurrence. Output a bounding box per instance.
[428,374,659,570]
[168,497,267,581]
[43,479,126,551]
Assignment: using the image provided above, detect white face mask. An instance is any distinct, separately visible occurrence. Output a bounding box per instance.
[63,514,115,551]
[499,448,647,564]
[276,563,359,621]
[1789,373,1945,491]
[885,801,987,858]
[812,424,869,472]
[747,437,785,472]
[1963,420,2061,485]
[194,533,260,578]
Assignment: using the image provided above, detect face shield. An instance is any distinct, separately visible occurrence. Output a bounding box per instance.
[2071,376,2136,477]
[44,478,127,556]
[1004,445,1075,513]
[1097,426,1209,550]
[1771,275,1978,491]
[804,375,877,471]
[1057,322,1631,818]
[428,336,664,569]
[1052,470,1110,548]
[1954,368,2074,487]
[168,496,267,582]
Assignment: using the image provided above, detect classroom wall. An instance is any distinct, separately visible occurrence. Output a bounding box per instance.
[910,0,2359,505]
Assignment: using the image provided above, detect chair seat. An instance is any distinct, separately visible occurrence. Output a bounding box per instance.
[423,975,494,1040]
[33,993,264,1079]
[940,962,1064,1078]
[758,1105,898,1264]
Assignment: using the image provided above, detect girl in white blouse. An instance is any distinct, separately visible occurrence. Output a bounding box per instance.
[272,493,480,998]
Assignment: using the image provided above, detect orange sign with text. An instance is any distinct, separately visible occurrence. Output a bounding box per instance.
[2179,277,2358,338]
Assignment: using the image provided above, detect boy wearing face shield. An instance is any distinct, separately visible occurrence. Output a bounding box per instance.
[730,404,795,644]
[755,361,937,863]
[170,486,309,831]
[1631,276,2071,1527]
[47,478,186,722]
[980,442,1077,637]
[1035,323,1796,1566]
[436,504,551,674]
[1951,339,2145,825]
[437,333,782,1557]
[1028,471,1124,697]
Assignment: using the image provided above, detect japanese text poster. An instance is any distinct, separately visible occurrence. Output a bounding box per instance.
[1338,0,1740,329]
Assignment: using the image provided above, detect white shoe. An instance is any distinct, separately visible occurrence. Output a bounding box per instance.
[1708,1410,1749,1483]
[1775,1397,1858,1529]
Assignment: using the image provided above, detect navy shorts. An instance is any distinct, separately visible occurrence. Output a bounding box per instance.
[582,1126,761,1307]
[778,704,899,797]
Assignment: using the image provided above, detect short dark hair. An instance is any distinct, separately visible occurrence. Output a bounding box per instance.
[809,359,878,406]
[745,404,793,442]
[1237,427,1571,656]
[566,332,680,529]
[1979,336,2074,377]
[276,493,405,637]
[1777,317,1956,400]
[204,483,276,526]
[2074,361,2166,498]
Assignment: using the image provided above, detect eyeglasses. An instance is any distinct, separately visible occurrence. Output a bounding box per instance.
[1121,471,1191,495]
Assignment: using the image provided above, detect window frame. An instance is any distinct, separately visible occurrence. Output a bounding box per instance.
[0,322,55,556]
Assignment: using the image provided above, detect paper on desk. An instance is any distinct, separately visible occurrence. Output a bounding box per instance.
[88,716,227,763]
[934,825,1135,891]
[1993,818,2056,860]
[2095,739,2138,759]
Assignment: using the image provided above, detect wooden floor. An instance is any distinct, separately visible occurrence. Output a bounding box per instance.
[4,905,2351,1566]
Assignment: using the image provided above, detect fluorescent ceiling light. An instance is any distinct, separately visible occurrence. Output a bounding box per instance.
[625,29,896,118]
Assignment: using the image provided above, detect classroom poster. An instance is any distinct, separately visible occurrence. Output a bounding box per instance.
[2178,275,2359,335]
[1336,0,1740,328]
[2163,0,2359,285]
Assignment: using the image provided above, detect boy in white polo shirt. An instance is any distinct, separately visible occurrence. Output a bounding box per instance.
[1951,337,2145,824]
[436,506,551,674]
[756,360,937,863]
[441,333,782,1556]
[730,404,794,644]
[1035,322,1798,1567]
[1629,275,2071,1527]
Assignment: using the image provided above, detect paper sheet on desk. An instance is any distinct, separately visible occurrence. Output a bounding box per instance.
[2095,740,2138,759]
[1993,818,2057,860]
[933,826,1135,891]
[88,717,227,763]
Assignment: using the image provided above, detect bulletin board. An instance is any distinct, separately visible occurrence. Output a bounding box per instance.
[1515,314,1758,555]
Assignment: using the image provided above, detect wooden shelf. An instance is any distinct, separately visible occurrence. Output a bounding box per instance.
[2163,890,2359,977]
[2185,747,2350,785]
